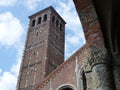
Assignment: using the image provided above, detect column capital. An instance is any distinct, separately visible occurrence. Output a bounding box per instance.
[84,47,111,72]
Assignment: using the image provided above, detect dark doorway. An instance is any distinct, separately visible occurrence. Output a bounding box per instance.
[58,85,74,90]
[61,88,73,90]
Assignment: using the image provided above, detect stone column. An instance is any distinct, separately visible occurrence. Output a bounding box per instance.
[92,64,113,90]
[90,48,115,90]
[79,65,86,90]
[50,78,53,90]
[83,48,115,90]
[113,53,120,90]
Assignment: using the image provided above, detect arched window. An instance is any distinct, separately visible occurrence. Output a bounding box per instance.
[36,32,38,36]
[58,85,76,90]
[37,17,41,24]
[31,19,35,27]
[52,16,55,23]
[60,24,62,31]
[60,87,73,90]
[79,66,86,90]
[56,20,59,27]
[43,14,47,21]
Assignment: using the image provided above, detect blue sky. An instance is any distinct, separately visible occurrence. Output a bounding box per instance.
[0,0,85,90]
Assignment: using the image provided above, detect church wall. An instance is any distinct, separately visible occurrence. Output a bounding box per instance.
[35,44,89,90]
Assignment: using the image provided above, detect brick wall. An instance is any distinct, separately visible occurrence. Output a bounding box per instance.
[34,44,89,90]
[73,0,105,49]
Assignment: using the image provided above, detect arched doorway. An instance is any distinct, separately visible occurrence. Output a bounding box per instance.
[57,84,76,90]
[59,87,73,90]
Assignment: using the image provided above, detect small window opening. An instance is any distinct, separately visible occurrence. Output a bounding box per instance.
[43,14,47,21]
[52,16,55,23]
[56,20,59,27]
[33,52,35,55]
[37,17,41,24]
[60,24,62,31]
[31,20,35,27]
[36,32,38,36]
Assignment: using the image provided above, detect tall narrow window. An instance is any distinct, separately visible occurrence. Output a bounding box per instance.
[43,14,47,21]
[36,32,38,36]
[31,20,35,27]
[37,17,41,24]
[52,16,55,23]
[60,24,62,31]
[56,20,59,27]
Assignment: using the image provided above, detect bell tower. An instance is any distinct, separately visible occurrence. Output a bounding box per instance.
[17,6,66,90]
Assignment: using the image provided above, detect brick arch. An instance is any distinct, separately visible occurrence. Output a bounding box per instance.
[57,84,77,90]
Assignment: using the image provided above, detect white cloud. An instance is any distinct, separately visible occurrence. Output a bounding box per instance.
[56,0,81,30]
[0,11,24,90]
[0,0,17,7]
[66,34,80,46]
[0,47,23,90]
[0,72,17,90]
[11,58,21,76]
[0,69,2,73]
[0,12,24,47]
[0,59,21,90]
[24,0,42,10]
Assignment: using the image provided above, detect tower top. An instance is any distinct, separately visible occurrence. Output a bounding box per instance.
[29,6,66,24]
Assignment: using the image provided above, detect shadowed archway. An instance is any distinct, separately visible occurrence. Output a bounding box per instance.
[59,87,73,90]
[58,84,76,90]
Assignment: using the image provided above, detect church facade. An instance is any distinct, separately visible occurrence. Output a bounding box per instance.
[17,0,120,90]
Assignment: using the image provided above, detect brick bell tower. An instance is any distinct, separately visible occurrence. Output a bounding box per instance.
[17,6,66,90]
